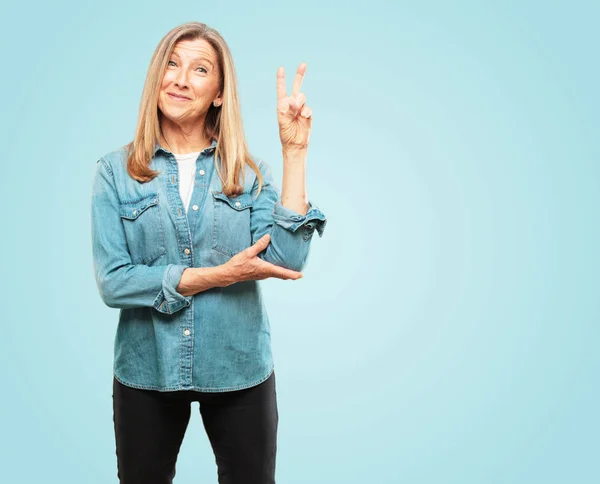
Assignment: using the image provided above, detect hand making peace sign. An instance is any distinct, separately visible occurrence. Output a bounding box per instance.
[276,62,312,151]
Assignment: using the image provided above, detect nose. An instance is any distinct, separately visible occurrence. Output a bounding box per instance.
[174,68,189,89]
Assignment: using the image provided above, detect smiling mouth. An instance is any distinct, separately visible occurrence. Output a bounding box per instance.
[168,93,191,101]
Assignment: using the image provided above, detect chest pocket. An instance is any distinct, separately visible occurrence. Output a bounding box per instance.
[119,193,167,265]
[212,191,254,257]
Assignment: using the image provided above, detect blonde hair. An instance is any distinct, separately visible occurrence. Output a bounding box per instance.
[124,21,263,197]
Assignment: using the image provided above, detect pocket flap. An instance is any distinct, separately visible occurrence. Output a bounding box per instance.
[119,193,159,220]
[212,191,254,210]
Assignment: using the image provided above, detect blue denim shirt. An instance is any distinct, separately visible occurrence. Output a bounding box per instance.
[91,139,326,392]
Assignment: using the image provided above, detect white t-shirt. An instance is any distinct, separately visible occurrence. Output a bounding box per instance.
[173,151,201,213]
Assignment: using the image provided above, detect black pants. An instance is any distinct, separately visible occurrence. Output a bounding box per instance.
[112,371,278,484]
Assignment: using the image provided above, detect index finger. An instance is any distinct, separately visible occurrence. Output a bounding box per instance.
[276,66,287,100]
[291,62,306,96]
[276,266,303,280]
[261,259,303,279]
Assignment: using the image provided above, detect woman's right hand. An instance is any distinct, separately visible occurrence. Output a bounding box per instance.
[223,234,303,283]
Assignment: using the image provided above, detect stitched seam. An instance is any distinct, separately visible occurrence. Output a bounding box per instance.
[114,365,274,393]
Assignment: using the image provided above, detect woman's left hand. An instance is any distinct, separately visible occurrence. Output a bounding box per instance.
[276,62,312,152]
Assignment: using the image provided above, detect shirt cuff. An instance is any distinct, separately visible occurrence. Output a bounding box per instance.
[272,201,327,241]
[153,264,192,314]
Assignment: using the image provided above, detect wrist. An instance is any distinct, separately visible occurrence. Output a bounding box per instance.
[218,263,237,287]
[176,268,194,297]
[282,146,307,160]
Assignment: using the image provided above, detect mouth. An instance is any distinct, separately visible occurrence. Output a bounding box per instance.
[167,92,191,101]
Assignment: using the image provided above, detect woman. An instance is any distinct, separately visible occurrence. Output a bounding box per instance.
[91,21,326,484]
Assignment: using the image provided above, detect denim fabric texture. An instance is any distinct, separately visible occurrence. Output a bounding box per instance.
[91,139,326,391]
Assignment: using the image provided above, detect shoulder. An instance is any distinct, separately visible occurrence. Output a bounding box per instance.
[247,153,273,177]
[245,153,279,196]
[97,144,130,176]
[242,153,267,190]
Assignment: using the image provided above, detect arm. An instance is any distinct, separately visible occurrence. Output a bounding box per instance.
[250,62,326,272]
[280,147,309,215]
[249,157,326,273]
[176,266,236,296]
[92,158,199,314]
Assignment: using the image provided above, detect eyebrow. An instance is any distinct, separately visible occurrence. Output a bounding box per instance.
[171,51,214,67]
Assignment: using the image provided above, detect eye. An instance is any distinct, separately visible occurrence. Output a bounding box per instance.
[196,67,207,73]
[168,60,176,67]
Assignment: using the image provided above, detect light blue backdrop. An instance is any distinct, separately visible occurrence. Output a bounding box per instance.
[1,1,598,483]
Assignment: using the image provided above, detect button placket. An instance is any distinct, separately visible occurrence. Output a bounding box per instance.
[187,154,211,241]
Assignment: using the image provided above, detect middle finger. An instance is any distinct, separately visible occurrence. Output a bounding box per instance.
[291,62,306,96]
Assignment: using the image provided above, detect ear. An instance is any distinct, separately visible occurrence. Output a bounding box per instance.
[213,92,223,107]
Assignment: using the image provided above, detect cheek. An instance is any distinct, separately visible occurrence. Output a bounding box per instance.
[160,73,174,89]
[193,80,216,98]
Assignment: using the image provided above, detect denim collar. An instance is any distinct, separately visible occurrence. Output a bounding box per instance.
[153,138,217,156]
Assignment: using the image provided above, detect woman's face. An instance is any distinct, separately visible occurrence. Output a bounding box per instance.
[158,38,222,128]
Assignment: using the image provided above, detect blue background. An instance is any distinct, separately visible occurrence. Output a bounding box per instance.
[1,1,598,482]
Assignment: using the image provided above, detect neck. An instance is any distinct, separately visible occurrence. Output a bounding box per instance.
[160,116,212,154]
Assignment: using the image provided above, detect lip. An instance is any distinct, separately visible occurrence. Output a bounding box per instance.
[167,92,191,101]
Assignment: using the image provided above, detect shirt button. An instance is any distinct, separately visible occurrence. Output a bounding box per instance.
[184,248,190,255]
[184,329,190,336]
[133,209,137,215]
[192,204,199,211]
[199,169,205,176]
[235,201,241,207]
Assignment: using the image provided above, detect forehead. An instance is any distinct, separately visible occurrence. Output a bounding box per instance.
[171,38,217,61]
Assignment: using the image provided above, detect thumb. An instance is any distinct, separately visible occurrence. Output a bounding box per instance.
[249,233,271,255]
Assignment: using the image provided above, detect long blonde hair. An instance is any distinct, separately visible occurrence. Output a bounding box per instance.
[124,21,263,197]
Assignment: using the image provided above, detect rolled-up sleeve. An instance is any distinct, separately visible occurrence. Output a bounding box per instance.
[250,159,327,272]
[272,200,327,241]
[153,264,192,314]
[91,157,191,314]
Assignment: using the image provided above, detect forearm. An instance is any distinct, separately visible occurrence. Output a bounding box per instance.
[281,148,309,216]
[176,265,237,296]
[95,262,193,314]
[249,155,327,272]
